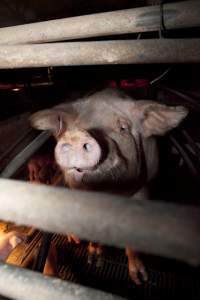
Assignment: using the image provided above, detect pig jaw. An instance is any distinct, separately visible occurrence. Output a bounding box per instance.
[55,129,102,175]
[56,131,159,194]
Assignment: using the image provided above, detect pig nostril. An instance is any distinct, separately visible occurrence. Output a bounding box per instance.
[62,143,71,151]
[83,143,92,152]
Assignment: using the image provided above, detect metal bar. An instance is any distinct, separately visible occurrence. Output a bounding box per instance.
[0,39,200,69]
[0,129,53,276]
[182,129,200,159]
[0,1,199,45]
[169,135,200,180]
[0,262,125,300]
[159,85,200,112]
[34,232,53,273]
[0,178,199,265]
[32,168,63,273]
[0,131,51,178]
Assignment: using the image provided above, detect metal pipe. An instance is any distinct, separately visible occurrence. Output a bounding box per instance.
[0,262,125,300]
[159,85,200,112]
[0,1,199,45]
[0,178,199,265]
[182,129,200,160]
[0,39,200,69]
[0,130,54,276]
[0,131,51,178]
[169,135,200,180]
[34,232,53,273]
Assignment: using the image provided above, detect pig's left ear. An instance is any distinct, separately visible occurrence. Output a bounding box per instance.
[135,101,188,137]
[29,109,71,138]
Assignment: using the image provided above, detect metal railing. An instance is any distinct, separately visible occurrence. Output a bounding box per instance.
[0,262,125,300]
[0,1,199,45]
[0,178,199,266]
[0,39,199,68]
[0,1,199,298]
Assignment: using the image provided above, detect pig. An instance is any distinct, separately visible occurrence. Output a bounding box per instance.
[28,154,56,184]
[30,88,188,284]
[0,231,25,261]
[0,229,57,277]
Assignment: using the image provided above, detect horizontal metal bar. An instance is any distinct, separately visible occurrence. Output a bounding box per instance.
[0,39,200,69]
[0,178,199,265]
[0,1,199,45]
[0,262,125,300]
[0,131,51,178]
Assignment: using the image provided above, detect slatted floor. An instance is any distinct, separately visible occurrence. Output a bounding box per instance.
[53,234,200,299]
[6,230,200,299]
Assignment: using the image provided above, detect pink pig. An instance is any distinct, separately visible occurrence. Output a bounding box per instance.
[30,88,188,284]
[0,231,25,261]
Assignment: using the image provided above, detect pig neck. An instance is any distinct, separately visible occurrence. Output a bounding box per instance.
[130,136,159,200]
[128,134,148,197]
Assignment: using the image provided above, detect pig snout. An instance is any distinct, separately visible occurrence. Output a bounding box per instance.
[55,130,102,171]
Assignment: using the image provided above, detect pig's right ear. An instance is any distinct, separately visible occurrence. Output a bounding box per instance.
[133,101,188,137]
[29,109,67,138]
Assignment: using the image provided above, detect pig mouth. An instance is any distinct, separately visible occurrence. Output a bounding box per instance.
[70,139,142,194]
[72,146,112,175]
[66,135,136,191]
[73,164,100,174]
[70,147,125,185]
[68,136,123,178]
[69,160,101,174]
[74,167,92,173]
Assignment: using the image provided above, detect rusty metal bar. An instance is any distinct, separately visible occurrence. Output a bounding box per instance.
[0,178,199,265]
[0,1,199,45]
[0,262,125,300]
[0,39,200,69]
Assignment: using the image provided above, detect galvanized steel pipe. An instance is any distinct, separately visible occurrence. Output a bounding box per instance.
[0,1,199,45]
[0,178,199,265]
[0,39,200,69]
[0,262,125,300]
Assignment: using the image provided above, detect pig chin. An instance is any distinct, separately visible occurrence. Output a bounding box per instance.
[55,144,101,182]
[56,138,142,194]
[64,159,121,190]
[66,154,140,195]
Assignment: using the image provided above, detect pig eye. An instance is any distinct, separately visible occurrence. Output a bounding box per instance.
[119,123,129,132]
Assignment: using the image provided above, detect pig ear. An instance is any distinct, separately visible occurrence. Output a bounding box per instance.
[135,101,188,137]
[29,109,68,137]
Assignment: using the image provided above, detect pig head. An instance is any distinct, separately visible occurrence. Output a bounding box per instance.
[30,88,188,195]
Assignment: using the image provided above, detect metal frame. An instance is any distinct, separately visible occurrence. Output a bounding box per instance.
[0,178,199,266]
[1,131,51,178]
[0,2,199,298]
[0,1,199,45]
[0,39,199,68]
[0,262,125,300]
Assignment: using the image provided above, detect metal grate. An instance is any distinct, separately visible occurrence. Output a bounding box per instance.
[6,229,200,299]
[53,235,200,299]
